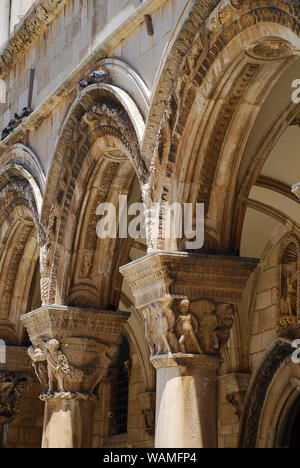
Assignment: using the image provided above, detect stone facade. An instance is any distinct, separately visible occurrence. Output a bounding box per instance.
[0,0,299,448]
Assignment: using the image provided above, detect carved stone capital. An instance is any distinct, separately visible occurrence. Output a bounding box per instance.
[120,253,258,358]
[120,252,258,306]
[21,306,130,399]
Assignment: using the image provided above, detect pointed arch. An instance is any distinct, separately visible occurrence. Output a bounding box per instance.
[41,84,147,307]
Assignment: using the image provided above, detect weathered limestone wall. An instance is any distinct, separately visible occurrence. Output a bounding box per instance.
[249,249,279,370]
[6,382,44,448]
[0,0,189,172]
[92,338,154,448]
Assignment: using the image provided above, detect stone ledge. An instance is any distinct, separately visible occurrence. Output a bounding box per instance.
[20,305,130,345]
[151,353,221,370]
[120,251,259,306]
[0,0,69,78]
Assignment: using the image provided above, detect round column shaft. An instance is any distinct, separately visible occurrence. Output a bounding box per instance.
[152,354,220,448]
[42,398,94,448]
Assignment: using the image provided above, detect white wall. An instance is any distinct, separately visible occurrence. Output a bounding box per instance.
[10,0,35,33]
[0,0,10,47]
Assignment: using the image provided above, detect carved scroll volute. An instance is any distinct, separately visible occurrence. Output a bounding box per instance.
[28,338,117,401]
[142,298,235,358]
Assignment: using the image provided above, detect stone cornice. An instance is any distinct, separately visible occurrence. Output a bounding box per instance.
[0,0,169,156]
[120,252,259,306]
[0,0,69,79]
[21,305,130,345]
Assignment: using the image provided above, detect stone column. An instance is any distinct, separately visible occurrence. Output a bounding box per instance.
[21,306,130,448]
[0,346,33,448]
[120,252,258,448]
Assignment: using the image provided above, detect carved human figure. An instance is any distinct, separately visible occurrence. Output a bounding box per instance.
[216,304,234,350]
[28,345,48,393]
[40,240,55,304]
[281,262,297,318]
[174,299,202,354]
[144,309,156,356]
[91,345,117,393]
[194,300,219,354]
[45,339,83,393]
[156,307,173,354]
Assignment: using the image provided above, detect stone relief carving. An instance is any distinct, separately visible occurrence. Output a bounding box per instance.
[280,262,298,327]
[278,240,299,329]
[0,372,32,424]
[142,298,235,357]
[226,392,245,421]
[28,338,117,400]
[137,392,156,437]
[174,299,202,354]
[246,39,297,61]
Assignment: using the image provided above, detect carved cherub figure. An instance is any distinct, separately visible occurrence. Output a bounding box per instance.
[174,299,202,354]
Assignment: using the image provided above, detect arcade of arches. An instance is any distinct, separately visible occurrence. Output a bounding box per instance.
[0,0,299,448]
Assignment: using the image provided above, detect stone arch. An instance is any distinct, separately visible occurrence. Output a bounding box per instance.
[143,0,300,253]
[239,337,293,448]
[0,145,44,343]
[41,84,147,307]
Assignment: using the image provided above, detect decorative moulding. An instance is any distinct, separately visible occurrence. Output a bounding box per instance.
[0,0,68,78]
